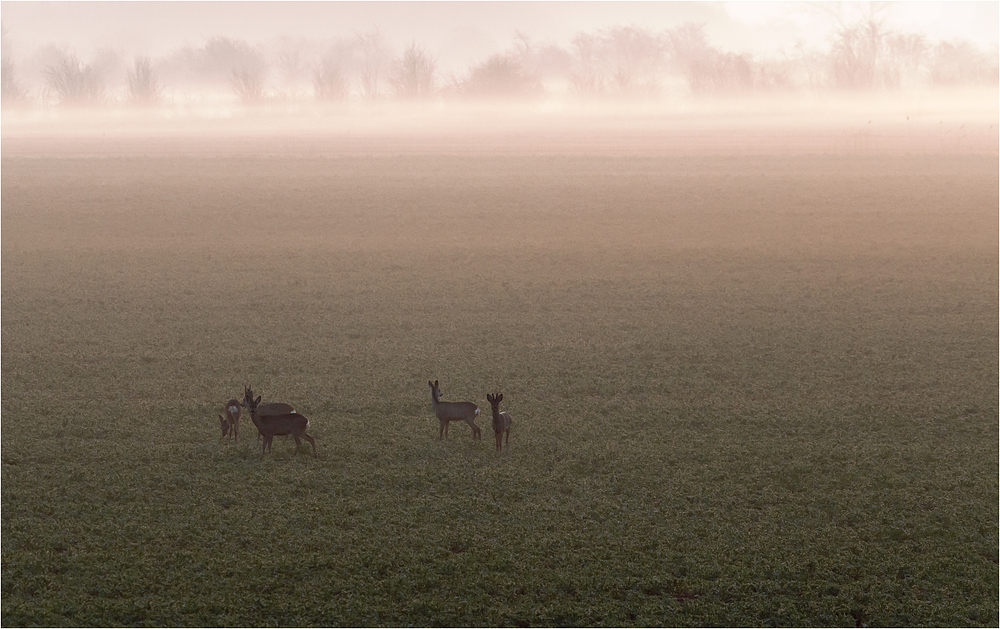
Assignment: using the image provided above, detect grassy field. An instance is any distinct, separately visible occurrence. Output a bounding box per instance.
[2,143,997,626]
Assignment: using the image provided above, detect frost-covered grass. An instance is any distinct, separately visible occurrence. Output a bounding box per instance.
[2,149,997,626]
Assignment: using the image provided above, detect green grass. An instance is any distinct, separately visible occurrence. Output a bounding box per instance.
[2,149,997,626]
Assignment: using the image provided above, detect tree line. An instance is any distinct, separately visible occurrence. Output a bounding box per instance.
[2,20,996,109]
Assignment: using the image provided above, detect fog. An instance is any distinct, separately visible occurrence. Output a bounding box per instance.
[1,1,997,148]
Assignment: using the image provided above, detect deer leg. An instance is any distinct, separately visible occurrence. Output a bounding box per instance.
[303,433,316,457]
[292,433,302,455]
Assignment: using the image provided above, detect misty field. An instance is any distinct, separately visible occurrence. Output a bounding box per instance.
[2,143,997,626]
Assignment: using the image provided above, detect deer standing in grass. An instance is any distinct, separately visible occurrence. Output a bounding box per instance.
[219,415,232,442]
[242,384,296,441]
[220,398,242,443]
[242,384,295,418]
[486,393,512,451]
[429,379,481,440]
[246,395,316,457]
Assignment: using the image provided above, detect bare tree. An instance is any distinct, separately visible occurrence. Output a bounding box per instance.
[1,26,28,105]
[185,36,267,102]
[929,40,999,86]
[830,18,883,89]
[313,56,348,101]
[829,18,930,90]
[231,65,265,103]
[455,52,542,99]
[391,41,436,99]
[126,56,161,106]
[200,37,257,79]
[569,32,606,96]
[44,50,104,105]
[882,32,928,89]
[568,26,665,98]
[314,42,351,102]
[275,37,310,87]
[510,31,571,90]
[665,23,753,95]
[604,26,665,97]
[356,29,388,101]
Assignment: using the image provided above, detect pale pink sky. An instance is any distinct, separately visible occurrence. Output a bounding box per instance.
[2,1,997,73]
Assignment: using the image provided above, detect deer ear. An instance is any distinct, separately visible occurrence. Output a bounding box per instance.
[254,396,261,405]
[498,393,503,402]
[434,380,439,387]
[429,380,434,388]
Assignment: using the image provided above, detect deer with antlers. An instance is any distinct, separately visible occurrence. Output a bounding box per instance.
[429,379,481,440]
[242,384,296,441]
[486,393,512,451]
[245,395,316,458]
[242,384,295,419]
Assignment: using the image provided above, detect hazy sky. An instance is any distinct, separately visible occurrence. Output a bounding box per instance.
[2,1,998,73]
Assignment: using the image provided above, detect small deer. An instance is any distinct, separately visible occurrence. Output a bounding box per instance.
[429,379,481,440]
[219,414,232,441]
[221,398,242,443]
[246,395,316,457]
[486,393,512,451]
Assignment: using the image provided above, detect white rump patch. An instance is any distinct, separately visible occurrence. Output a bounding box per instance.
[474,408,479,416]
[228,405,240,414]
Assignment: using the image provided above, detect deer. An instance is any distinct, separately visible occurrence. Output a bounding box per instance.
[246,395,316,458]
[221,398,242,443]
[242,384,296,441]
[242,384,295,418]
[219,414,232,442]
[486,393,513,452]
[429,379,481,440]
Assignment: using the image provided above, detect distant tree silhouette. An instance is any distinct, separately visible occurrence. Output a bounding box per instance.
[314,43,350,101]
[929,40,999,86]
[511,32,571,93]
[356,29,389,101]
[1,27,28,106]
[604,26,665,97]
[568,26,663,97]
[666,23,754,95]
[455,52,542,99]
[126,56,161,106]
[313,58,348,101]
[231,65,265,103]
[44,50,104,105]
[391,41,436,99]
[275,37,310,88]
[569,32,605,96]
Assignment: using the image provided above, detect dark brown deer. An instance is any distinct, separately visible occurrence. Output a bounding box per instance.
[219,414,232,442]
[221,398,242,443]
[242,384,296,442]
[242,384,295,418]
[246,395,316,457]
[486,393,512,451]
[429,379,481,440]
